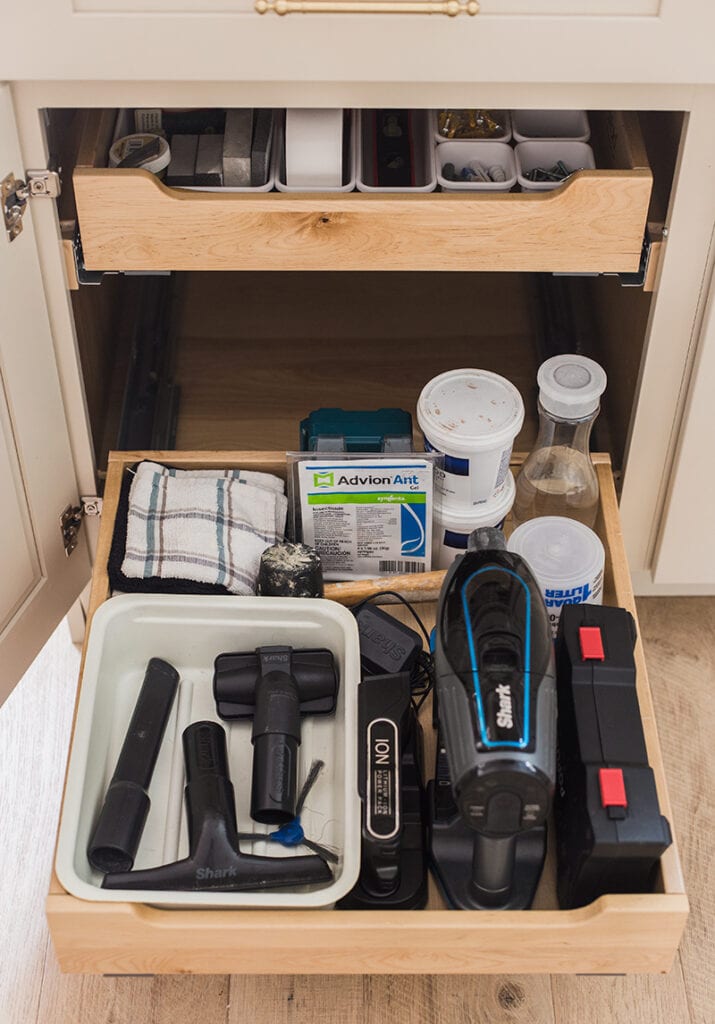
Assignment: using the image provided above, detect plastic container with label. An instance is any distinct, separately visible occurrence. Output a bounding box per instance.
[417,368,525,510]
[508,516,605,638]
[433,471,515,569]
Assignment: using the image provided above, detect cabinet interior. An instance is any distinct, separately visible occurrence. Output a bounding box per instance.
[46,107,683,484]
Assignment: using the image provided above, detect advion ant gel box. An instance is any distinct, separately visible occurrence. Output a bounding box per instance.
[299,459,434,580]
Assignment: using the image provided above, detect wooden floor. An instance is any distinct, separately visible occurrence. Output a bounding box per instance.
[1,599,713,1024]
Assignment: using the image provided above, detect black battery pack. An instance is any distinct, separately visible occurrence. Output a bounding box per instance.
[555,604,672,909]
[337,672,427,910]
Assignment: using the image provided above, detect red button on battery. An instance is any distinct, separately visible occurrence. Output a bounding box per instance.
[579,626,605,661]
[599,768,627,808]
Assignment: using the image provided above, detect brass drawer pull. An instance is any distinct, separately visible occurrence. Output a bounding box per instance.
[255,0,479,14]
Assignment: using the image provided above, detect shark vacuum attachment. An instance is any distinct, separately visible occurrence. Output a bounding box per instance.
[88,657,179,874]
[213,645,338,825]
[428,527,557,910]
[102,720,332,892]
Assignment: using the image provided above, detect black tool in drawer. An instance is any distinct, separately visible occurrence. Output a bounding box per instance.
[555,604,672,909]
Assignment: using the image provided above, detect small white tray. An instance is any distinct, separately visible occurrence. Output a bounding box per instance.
[56,594,361,909]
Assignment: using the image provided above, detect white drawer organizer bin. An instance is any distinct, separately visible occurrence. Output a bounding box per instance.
[56,594,362,909]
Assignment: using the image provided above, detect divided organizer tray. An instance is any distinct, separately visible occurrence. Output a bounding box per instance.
[55,594,362,909]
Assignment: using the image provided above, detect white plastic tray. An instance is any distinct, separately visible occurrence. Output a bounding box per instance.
[56,594,361,909]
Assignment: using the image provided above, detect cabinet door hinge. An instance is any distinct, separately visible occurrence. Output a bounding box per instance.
[61,496,102,557]
[2,169,61,242]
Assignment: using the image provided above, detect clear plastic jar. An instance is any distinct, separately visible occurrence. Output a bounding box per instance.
[513,355,607,530]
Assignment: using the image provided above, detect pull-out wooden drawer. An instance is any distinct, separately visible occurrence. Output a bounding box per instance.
[72,111,652,275]
[46,450,687,975]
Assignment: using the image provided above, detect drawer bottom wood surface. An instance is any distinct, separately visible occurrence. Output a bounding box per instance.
[46,453,688,975]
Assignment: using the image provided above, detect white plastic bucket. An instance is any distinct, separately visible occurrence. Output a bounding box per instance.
[417,369,524,510]
[508,516,605,637]
[433,472,515,569]
[512,110,590,143]
[515,141,596,192]
[436,141,517,193]
[55,594,362,909]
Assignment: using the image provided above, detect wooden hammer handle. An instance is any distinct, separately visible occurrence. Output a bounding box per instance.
[324,569,446,606]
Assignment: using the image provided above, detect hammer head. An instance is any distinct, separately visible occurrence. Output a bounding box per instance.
[213,645,338,720]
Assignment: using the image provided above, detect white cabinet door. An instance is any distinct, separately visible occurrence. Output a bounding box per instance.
[4,0,714,87]
[653,279,715,586]
[0,86,91,704]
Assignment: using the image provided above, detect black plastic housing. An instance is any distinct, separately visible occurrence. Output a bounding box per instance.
[88,657,179,874]
[213,646,338,825]
[337,672,428,910]
[555,604,672,909]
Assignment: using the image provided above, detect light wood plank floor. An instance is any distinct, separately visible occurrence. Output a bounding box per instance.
[1,599,713,1024]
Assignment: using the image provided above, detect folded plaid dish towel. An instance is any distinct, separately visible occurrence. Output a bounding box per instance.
[121,462,288,595]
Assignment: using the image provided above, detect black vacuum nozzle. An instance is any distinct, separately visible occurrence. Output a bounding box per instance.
[213,646,338,825]
[88,657,180,874]
[102,721,332,892]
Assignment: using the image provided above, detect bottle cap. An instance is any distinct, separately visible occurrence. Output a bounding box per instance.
[537,355,606,420]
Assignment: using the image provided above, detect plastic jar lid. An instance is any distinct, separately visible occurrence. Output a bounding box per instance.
[507,516,604,586]
[109,134,171,175]
[537,354,607,420]
[417,369,525,456]
[435,472,515,530]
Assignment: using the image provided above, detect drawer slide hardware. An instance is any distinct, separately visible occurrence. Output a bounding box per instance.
[2,169,61,242]
[61,496,103,557]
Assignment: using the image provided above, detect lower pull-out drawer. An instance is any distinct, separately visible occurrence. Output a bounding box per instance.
[71,110,652,275]
[46,451,687,975]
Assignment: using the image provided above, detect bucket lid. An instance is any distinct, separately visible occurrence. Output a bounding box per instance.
[507,515,604,585]
[417,369,525,455]
[435,472,515,530]
[537,354,606,420]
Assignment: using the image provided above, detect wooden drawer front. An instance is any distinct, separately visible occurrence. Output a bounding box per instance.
[47,452,687,975]
[72,112,652,275]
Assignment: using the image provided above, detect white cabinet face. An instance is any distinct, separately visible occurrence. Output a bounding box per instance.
[4,0,714,86]
[74,0,657,10]
[0,86,91,703]
[654,284,715,586]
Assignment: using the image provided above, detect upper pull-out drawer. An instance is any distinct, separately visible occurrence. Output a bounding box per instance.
[72,110,652,275]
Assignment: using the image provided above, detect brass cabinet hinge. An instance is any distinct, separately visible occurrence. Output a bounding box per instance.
[2,169,61,242]
[61,496,102,557]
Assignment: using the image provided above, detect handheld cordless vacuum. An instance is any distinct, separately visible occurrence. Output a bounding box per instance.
[427,527,557,910]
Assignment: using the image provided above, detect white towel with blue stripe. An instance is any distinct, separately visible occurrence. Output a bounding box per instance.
[121,462,287,595]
